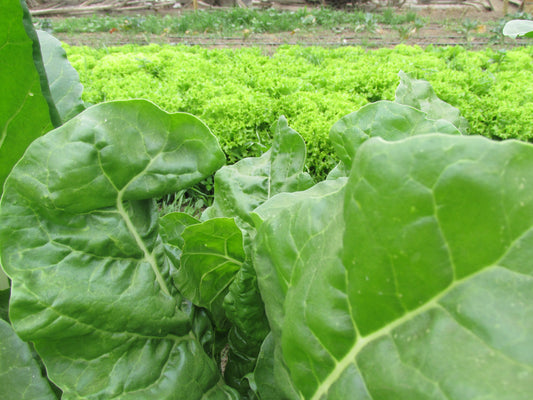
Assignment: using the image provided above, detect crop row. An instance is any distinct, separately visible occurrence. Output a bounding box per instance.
[67,43,533,179]
[3,3,533,397]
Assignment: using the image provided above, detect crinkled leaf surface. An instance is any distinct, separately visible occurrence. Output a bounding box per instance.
[0,319,57,400]
[395,71,469,133]
[0,100,234,399]
[253,134,533,399]
[503,19,533,38]
[37,30,85,123]
[0,0,55,193]
[203,116,314,224]
[329,101,460,172]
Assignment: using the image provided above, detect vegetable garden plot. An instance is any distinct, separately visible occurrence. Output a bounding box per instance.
[64,43,533,180]
[1,2,532,399]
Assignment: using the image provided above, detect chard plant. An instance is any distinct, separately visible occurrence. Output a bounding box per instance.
[1,1,532,399]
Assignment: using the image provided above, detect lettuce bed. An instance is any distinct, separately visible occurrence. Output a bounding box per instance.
[67,44,533,178]
[2,3,533,398]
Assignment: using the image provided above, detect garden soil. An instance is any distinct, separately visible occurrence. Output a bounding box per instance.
[40,1,527,49]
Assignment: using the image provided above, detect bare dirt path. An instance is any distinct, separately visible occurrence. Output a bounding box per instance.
[43,1,529,49]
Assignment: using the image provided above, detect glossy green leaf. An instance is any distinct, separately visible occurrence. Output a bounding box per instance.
[0,100,232,399]
[254,134,533,399]
[329,101,460,172]
[253,178,347,342]
[37,30,85,123]
[395,71,468,133]
[252,333,300,400]
[222,259,270,394]
[0,319,57,400]
[223,259,269,345]
[176,217,245,323]
[503,19,533,38]
[160,211,200,250]
[203,116,314,224]
[0,0,56,193]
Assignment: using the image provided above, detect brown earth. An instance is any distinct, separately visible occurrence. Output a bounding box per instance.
[40,1,530,49]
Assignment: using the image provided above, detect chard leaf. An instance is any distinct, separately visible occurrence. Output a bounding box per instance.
[395,71,469,133]
[0,100,233,399]
[194,116,313,394]
[37,30,85,123]
[203,116,314,224]
[254,134,533,399]
[175,217,245,325]
[503,19,533,38]
[252,333,300,400]
[160,211,200,250]
[0,319,56,400]
[329,101,460,172]
[0,0,56,193]
[222,259,270,393]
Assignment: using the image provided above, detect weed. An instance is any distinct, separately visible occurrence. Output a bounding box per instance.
[457,18,480,42]
[355,13,377,34]
[36,8,425,37]
[158,177,214,218]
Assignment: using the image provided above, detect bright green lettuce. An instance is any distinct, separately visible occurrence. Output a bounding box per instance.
[3,4,533,396]
[0,100,238,399]
[253,134,533,399]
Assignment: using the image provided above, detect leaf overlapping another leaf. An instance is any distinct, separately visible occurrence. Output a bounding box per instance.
[0,0,56,193]
[0,100,238,399]
[253,134,533,399]
[37,30,86,123]
[0,319,57,400]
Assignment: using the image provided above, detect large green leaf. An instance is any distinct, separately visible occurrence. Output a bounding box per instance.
[395,71,468,133]
[160,212,200,250]
[503,19,533,38]
[0,100,233,399]
[203,116,314,224]
[253,178,347,362]
[0,0,56,194]
[252,333,300,400]
[329,101,460,173]
[37,30,85,123]
[253,134,533,399]
[0,319,57,400]
[175,217,245,324]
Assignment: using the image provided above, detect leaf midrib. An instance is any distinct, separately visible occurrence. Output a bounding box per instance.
[309,264,524,400]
